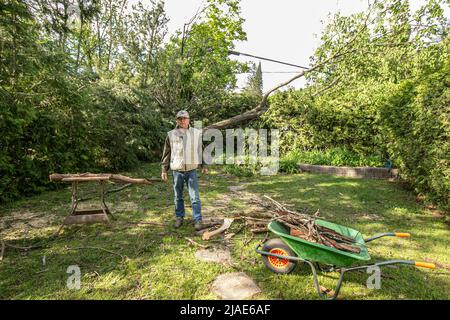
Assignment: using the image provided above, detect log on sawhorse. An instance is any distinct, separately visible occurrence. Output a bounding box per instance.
[55,180,113,235]
[50,173,160,235]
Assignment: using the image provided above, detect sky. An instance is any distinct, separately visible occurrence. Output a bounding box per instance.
[157,0,434,91]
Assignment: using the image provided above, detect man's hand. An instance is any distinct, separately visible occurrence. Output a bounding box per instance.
[161,172,168,181]
[202,167,208,174]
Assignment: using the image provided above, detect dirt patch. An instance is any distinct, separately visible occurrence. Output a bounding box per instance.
[0,210,57,236]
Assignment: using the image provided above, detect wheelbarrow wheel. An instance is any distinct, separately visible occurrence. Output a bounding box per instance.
[262,238,297,274]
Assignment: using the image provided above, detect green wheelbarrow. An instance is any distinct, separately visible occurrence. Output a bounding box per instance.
[255,219,436,300]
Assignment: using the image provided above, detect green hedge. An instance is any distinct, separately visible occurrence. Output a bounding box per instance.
[380,60,450,213]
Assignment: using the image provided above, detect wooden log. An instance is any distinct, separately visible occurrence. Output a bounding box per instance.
[110,174,157,185]
[49,173,110,181]
[61,177,110,182]
[250,227,268,233]
[245,220,268,227]
[320,235,360,253]
[202,218,234,240]
[49,173,159,185]
[290,228,316,242]
[317,225,356,243]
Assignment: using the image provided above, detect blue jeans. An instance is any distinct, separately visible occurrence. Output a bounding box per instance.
[173,169,202,222]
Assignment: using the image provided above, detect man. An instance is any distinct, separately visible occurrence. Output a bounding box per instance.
[161,110,208,231]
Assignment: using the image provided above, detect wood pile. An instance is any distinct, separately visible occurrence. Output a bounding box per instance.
[244,195,361,254]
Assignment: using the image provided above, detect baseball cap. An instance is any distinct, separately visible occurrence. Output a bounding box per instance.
[176,110,190,119]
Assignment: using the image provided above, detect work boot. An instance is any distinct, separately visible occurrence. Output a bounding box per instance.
[174,217,184,228]
[194,221,203,231]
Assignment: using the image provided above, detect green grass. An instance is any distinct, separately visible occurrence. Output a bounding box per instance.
[0,162,448,300]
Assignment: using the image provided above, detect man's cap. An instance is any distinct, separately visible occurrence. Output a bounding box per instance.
[176,110,190,119]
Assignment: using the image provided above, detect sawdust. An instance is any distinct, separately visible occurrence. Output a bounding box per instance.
[0,210,57,239]
[0,211,56,231]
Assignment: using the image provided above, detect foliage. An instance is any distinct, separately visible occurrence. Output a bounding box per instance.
[380,57,450,212]
[243,61,263,97]
[1,0,448,214]
[262,0,449,212]
[279,148,385,174]
[0,0,252,202]
[223,163,256,177]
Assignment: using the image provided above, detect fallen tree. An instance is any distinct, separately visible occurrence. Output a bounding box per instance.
[202,0,405,132]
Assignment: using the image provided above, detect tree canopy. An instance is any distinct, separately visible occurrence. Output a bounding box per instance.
[0,0,448,212]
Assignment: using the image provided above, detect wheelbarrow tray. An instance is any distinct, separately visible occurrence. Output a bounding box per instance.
[268,219,370,267]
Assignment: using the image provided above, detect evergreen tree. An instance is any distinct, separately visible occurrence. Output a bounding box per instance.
[244,61,263,97]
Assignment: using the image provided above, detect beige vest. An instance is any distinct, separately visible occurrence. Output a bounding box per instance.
[168,127,203,171]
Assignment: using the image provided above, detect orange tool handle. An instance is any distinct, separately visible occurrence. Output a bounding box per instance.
[415,262,436,269]
[395,232,411,238]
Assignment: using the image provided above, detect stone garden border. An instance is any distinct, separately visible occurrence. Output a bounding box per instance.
[297,163,398,179]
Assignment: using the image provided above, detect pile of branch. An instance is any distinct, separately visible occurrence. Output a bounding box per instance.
[245,195,361,254]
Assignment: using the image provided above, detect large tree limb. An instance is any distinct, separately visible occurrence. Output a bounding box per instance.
[203,70,307,131]
[203,1,380,131]
[202,43,359,131]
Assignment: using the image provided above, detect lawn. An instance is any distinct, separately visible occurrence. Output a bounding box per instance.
[0,162,448,300]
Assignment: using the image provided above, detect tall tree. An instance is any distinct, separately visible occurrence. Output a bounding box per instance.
[244,61,263,97]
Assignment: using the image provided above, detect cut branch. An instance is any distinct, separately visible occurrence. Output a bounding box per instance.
[202,218,234,240]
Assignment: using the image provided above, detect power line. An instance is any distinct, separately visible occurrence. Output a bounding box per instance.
[228,50,309,70]
[238,71,302,74]
[262,71,302,74]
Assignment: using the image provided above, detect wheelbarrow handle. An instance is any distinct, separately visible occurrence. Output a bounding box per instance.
[365,232,410,242]
[415,261,436,269]
[342,259,436,273]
